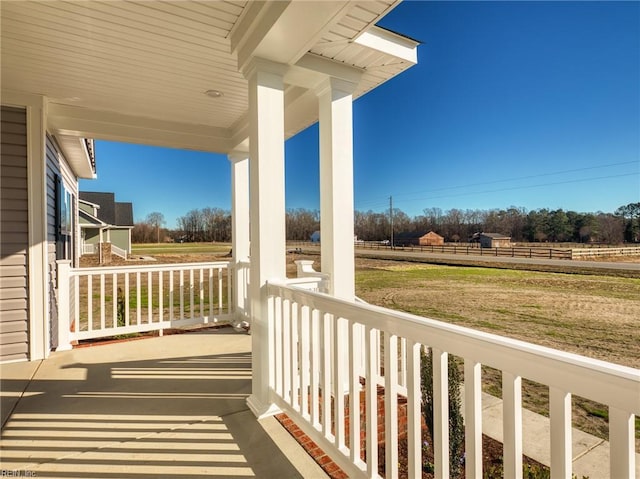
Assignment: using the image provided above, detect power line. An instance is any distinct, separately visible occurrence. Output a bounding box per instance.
[355,171,638,212]
[355,160,638,208]
[398,172,638,204]
[393,160,638,198]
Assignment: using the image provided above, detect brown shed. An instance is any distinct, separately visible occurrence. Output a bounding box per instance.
[419,231,444,246]
[479,233,511,248]
[394,230,444,246]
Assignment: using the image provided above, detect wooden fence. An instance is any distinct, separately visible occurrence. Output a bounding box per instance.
[291,241,640,260]
[356,242,575,259]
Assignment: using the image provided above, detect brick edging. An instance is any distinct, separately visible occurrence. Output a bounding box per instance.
[274,413,348,479]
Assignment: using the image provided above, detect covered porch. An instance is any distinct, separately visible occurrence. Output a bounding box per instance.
[0,328,325,478]
[1,1,638,478]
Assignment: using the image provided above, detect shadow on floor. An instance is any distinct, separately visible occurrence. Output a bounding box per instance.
[0,332,306,478]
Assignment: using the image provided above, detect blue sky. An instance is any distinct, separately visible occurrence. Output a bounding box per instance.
[81,1,640,228]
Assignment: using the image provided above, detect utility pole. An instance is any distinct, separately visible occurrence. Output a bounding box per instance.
[389,195,394,249]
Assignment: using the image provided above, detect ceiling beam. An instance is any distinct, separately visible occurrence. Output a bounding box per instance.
[47,103,234,154]
[354,26,419,65]
[232,1,354,72]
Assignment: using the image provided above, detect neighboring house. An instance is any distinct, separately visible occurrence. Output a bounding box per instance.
[78,192,134,259]
[473,232,512,248]
[394,230,444,247]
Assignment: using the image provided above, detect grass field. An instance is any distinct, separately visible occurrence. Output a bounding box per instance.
[355,259,640,367]
[132,242,232,255]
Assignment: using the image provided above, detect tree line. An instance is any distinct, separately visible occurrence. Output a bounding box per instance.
[132,202,640,245]
[352,204,639,244]
[132,208,231,243]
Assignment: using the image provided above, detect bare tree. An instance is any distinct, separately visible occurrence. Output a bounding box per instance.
[596,213,624,244]
[146,212,165,243]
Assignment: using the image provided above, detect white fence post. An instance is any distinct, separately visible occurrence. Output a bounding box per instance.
[609,407,635,479]
[56,260,73,351]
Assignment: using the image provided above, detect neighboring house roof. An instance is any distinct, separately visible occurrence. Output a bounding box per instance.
[79,191,134,227]
[481,233,511,239]
[80,192,116,224]
[115,202,134,226]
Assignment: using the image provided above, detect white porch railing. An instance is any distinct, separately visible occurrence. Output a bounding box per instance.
[81,243,95,255]
[57,261,234,348]
[266,280,639,479]
[294,260,330,293]
[111,244,127,259]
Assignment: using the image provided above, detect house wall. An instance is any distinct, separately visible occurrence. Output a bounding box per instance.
[479,237,492,248]
[493,238,511,248]
[0,106,30,362]
[79,202,94,215]
[480,236,511,248]
[84,229,101,245]
[110,228,131,252]
[419,232,444,246]
[45,135,78,350]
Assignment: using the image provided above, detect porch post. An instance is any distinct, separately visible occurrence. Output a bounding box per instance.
[317,77,359,395]
[228,152,250,322]
[21,93,50,360]
[243,58,287,418]
[317,77,357,300]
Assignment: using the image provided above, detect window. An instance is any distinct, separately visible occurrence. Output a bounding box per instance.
[55,175,74,261]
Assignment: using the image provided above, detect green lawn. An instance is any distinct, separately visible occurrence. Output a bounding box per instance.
[132,242,232,255]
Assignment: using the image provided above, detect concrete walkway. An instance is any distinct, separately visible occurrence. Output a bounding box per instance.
[476,393,640,478]
[0,329,326,478]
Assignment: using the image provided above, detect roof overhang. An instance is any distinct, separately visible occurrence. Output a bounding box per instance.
[1,0,419,155]
[54,133,96,179]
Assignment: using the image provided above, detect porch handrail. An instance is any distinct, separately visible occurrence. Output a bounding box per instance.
[111,243,127,259]
[266,280,639,479]
[57,261,235,347]
[81,243,95,255]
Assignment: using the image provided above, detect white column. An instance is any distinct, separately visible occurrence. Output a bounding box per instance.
[317,77,359,395]
[244,58,288,418]
[228,152,250,323]
[317,77,357,300]
[24,94,49,360]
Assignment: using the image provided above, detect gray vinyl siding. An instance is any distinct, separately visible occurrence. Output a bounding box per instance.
[110,228,130,252]
[45,135,78,350]
[0,106,29,362]
[46,136,60,349]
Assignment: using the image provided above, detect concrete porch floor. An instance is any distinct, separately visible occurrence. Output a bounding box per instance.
[0,329,327,478]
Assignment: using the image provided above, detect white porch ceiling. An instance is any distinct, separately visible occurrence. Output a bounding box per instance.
[1,0,418,158]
